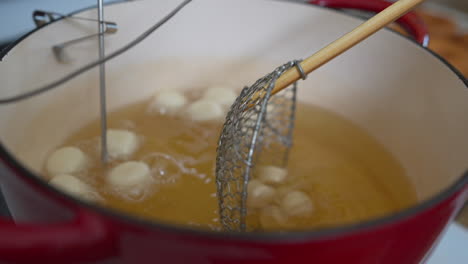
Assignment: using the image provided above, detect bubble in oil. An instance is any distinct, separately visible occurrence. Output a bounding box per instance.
[123,186,153,201]
[142,152,181,184]
[172,120,219,155]
[74,138,100,162]
[142,152,206,184]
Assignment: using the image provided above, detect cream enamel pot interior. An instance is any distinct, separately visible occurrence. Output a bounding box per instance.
[0,0,467,263]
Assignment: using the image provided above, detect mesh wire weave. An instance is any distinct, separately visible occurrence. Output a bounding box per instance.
[215,61,299,232]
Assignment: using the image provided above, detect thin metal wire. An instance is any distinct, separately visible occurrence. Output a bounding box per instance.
[53,29,113,49]
[0,0,192,104]
[294,59,307,80]
[52,21,117,63]
[33,10,117,27]
[97,0,109,163]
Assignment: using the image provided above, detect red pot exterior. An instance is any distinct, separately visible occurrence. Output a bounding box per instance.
[1,158,467,264]
[113,187,467,264]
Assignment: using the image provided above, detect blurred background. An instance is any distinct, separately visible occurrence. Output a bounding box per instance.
[0,0,466,222]
[432,0,468,11]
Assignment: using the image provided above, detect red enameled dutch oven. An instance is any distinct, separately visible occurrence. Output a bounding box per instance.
[0,0,467,263]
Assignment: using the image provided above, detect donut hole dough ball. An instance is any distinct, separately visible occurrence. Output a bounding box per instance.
[46,146,88,177]
[185,100,224,122]
[107,161,152,192]
[106,129,139,159]
[202,86,237,110]
[257,166,288,185]
[49,174,97,202]
[247,180,276,209]
[259,205,288,230]
[281,191,314,217]
[148,90,187,115]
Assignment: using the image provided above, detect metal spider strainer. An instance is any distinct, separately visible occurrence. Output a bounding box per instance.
[215,60,306,232]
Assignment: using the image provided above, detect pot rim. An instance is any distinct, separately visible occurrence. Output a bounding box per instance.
[0,0,467,242]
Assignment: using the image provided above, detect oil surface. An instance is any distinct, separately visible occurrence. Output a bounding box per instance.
[55,99,417,231]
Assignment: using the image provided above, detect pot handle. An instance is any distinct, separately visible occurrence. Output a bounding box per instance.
[308,0,429,47]
[0,209,115,263]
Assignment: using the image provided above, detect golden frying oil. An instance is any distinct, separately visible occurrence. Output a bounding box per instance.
[55,100,417,231]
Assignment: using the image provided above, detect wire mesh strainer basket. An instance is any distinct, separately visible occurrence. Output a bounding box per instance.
[215,61,303,232]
